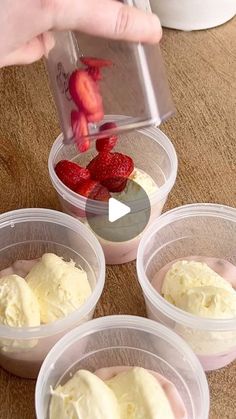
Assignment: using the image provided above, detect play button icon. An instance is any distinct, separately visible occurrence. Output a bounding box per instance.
[85,177,151,243]
[108,198,131,222]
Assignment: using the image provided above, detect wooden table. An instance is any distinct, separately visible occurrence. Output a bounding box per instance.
[0,16,236,419]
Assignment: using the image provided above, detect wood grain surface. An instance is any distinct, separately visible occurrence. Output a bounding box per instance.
[0,16,236,419]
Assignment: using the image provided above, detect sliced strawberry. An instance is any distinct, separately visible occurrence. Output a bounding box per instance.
[87,109,104,123]
[71,110,90,152]
[55,160,90,191]
[75,179,111,201]
[100,122,117,132]
[96,136,117,152]
[87,67,102,82]
[80,57,113,68]
[69,70,103,116]
[87,152,134,192]
[96,122,118,152]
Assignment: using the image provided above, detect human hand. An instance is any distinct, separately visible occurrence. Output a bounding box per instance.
[0,0,162,68]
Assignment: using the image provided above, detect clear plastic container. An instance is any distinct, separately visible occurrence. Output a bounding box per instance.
[35,315,209,419]
[48,115,178,264]
[137,203,236,371]
[46,0,174,147]
[0,208,105,378]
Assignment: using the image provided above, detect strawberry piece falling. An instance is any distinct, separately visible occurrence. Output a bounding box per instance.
[87,67,102,82]
[80,57,113,68]
[96,122,118,152]
[69,70,103,116]
[87,110,104,123]
[87,152,134,192]
[100,122,117,132]
[71,110,90,152]
[55,160,90,191]
[75,179,111,201]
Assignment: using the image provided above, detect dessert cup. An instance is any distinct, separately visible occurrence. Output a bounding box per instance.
[137,203,236,371]
[35,315,209,419]
[150,0,236,31]
[48,115,178,264]
[0,208,105,378]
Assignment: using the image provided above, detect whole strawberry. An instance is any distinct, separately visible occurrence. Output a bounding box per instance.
[55,160,90,191]
[87,152,134,192]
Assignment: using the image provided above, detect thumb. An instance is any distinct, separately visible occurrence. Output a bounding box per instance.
[53,0,162,44]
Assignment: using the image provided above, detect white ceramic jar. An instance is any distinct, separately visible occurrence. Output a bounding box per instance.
[150,0,236,31]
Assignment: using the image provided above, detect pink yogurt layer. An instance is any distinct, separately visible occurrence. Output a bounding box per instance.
[150,256,236,371]
[95,366,187,419]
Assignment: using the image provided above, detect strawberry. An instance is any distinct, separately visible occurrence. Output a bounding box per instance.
[96,122,118,152]
[55,160,90,191]
[69,70,103,116]
[87,152,113,180]
[71,110,90,152]
[96,136,117,153]
[87,152,134,192]
[87,109,104,123]
[100,122,117,132]
[87,67,102,82]
[80,57,113,68]
[75,179,111,201]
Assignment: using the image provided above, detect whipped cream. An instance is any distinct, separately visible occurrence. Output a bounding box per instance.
[0,274,40,351]
[0,274,40,328]
[26,253,91,323]
[162,260,236,318]
[114,168,157,202]
[50,367,177,419]
[159,259,236,355]
[50,369,120,419]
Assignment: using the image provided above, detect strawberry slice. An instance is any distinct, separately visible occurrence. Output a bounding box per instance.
[87,109,104,123]
[80,57,113,68]
[75,179,111,201]
[100,122,117,132]
[87,67,102,82]
[71,110,90,152]
[87,152,134,192]
[96,122,118,152]
[69,70,103,116]
[55,160,90,191]
[96,136,117,153]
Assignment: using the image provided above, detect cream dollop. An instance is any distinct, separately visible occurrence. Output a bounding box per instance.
[50,367,177,419]
[162,260,236,319]
[50,369,120,419]
[115,168,157,202]
[0,274,40,327]
[26,253,91,323]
